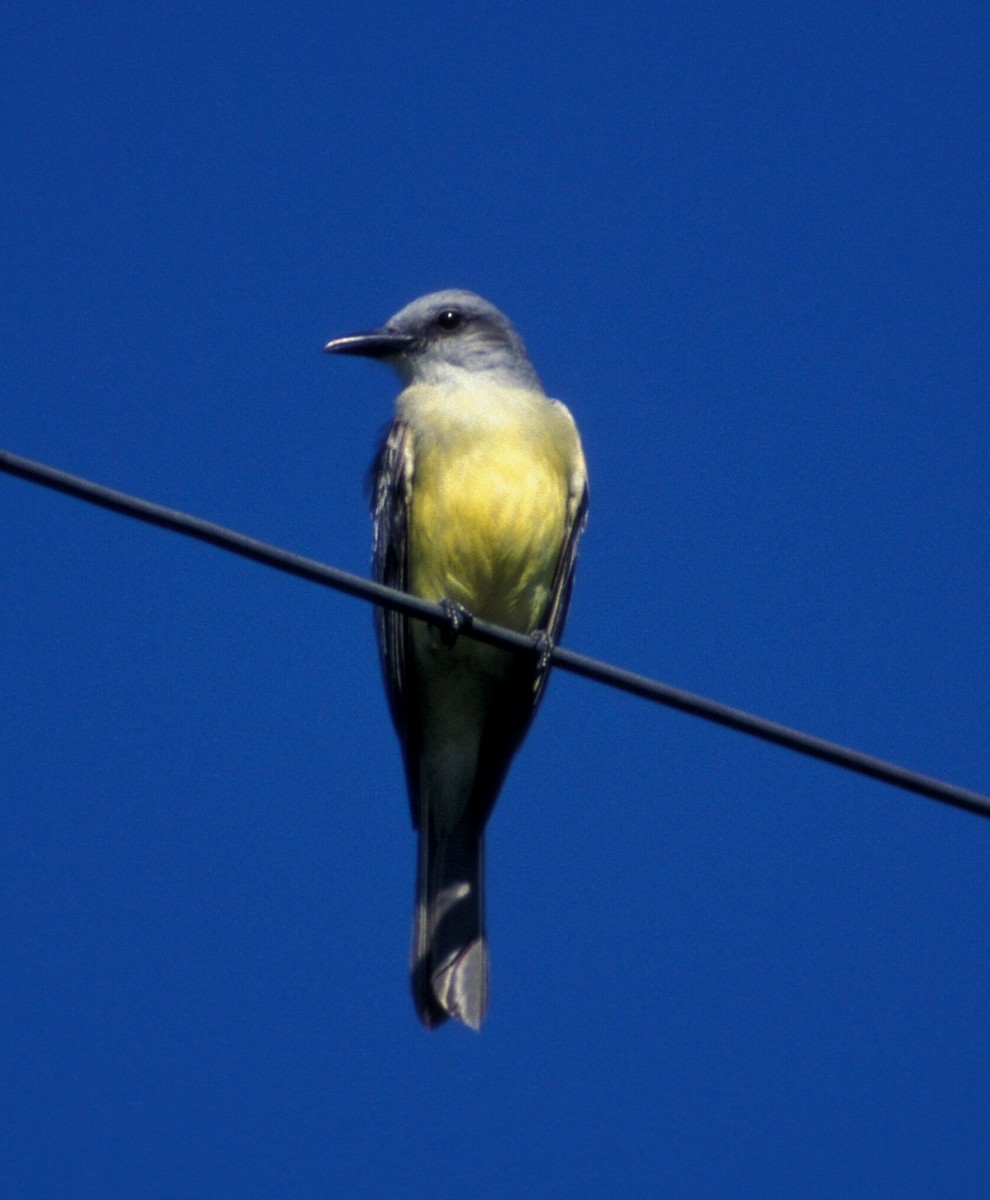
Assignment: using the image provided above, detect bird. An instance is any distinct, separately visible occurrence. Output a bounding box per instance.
[324,290,588,1030]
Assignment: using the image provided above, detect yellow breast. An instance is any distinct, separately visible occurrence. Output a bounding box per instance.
[404,388,573,632]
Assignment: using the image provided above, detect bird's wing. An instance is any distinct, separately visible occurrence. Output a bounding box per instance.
[370,420,415,750]
[531,454,589,710]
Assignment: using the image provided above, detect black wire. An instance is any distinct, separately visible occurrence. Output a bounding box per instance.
[3,446,988,821]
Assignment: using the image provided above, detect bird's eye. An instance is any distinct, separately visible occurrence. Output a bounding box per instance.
[435,308,463,332]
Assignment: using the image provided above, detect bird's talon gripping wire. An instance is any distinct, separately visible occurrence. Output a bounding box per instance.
[531,630,555,673]
[439,599,473,647]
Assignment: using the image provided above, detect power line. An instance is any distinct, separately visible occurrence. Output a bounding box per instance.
[3,446,988,822]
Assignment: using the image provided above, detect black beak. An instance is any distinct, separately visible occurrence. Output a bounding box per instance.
[323,330,417,359]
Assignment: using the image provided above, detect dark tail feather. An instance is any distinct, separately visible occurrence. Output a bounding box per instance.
[411,823,488,1030]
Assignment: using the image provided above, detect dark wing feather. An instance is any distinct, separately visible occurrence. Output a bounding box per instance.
[370,421,422,820]
[531,475,589,710]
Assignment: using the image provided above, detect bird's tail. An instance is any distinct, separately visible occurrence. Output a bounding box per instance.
[411,821,488,1030]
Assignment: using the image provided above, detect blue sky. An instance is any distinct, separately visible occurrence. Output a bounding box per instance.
[2,2,988,1196]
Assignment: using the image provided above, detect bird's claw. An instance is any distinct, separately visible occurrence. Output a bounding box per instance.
[439,599,473,647]
[531,631,555,673]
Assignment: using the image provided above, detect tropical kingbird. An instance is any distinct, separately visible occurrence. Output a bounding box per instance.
[325,290,588,1029]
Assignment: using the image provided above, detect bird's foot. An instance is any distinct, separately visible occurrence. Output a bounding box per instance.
[439,599,473,647]
[531,630,555,673]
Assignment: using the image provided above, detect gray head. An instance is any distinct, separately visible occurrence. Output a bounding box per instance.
[324,289,542,390]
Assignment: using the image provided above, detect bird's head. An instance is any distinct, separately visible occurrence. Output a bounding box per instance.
[324,290,542,390]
